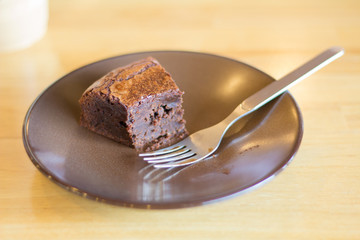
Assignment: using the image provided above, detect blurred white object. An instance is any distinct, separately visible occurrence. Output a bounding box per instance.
[0,0,48,52]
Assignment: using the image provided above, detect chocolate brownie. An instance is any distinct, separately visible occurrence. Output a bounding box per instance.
[79,57,188,152]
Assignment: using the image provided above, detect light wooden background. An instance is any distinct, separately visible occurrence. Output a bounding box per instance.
[1,0,359,239]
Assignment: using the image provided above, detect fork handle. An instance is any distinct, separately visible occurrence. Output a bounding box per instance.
[224,46,344,126]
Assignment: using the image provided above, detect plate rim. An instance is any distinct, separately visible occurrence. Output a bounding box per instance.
[22,50,304,209]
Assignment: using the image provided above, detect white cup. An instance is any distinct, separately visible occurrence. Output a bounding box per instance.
[0,0,48,52]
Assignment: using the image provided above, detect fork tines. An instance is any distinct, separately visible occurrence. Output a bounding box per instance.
[139,145,196,164]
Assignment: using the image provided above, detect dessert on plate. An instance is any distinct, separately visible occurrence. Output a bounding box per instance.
[79,57,188,152]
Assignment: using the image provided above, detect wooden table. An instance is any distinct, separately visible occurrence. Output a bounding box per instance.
[1,0,359,239]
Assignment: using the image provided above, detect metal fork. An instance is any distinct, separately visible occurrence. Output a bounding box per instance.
[139,47,344,168]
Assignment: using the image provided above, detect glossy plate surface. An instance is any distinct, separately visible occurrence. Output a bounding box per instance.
[23,51,303,209]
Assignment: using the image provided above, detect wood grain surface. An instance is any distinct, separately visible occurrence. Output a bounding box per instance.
[1,0,359,239]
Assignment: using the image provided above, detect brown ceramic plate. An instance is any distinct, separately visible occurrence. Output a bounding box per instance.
[23,51,303,209]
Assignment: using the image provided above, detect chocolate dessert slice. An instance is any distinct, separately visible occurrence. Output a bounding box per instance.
[79,57,188,152]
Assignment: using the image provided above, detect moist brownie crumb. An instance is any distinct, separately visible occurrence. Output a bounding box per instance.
[79,57,188,152]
